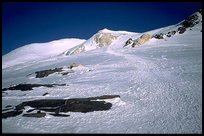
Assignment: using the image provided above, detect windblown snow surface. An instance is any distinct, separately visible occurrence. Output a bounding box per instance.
[2,16,202,133]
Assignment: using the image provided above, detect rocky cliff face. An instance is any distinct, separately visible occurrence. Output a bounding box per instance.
[123,33,152,47]
[132,33,152,47]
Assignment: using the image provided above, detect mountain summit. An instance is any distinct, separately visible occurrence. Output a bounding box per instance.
[3,9,202,68]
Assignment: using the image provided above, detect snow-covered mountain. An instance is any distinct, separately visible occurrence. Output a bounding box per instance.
[2,38,86,69]
[2,10,202,133]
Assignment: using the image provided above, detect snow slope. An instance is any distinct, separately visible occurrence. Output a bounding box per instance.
[2,10,202,133]
[2,38,86,69]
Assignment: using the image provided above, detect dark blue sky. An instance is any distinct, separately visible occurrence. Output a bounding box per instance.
[2,2,202,55]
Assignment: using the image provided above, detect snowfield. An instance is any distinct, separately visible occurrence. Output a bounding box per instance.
[2,11,202,134]
[2,38,86,69]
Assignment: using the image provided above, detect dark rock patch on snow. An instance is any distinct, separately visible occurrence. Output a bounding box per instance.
[153,9,202,39]
[178,27,186,34]
[2,95,120,119]
[42,92,49,96]
[153,33,164,39]
[26,108,36,113]
[5,105,12,108]
[2,108,13,112]
[68,63,84,69]
[2,110,23,119]
[2,83,66,91]
[22,111,46,118]
[123,38,134,47]
[166,31,176,37]
[35,67,64,78]
[88,95,120,100]
[33,63,84,78]
[16,97,113,113]
[49,113,70,117]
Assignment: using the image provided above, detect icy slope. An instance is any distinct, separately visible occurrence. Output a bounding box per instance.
[2,38,86,69]
[2,27,202,133]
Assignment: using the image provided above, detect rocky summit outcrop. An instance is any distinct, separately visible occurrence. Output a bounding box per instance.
[64,29,119,56]
[133,33,152,47]
[94,33,117,48]
[123,33,152,47]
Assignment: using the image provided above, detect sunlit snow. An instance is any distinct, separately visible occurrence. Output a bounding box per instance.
[2,12,202,133]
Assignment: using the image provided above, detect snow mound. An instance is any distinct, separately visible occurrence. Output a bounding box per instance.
[2,38,86,69]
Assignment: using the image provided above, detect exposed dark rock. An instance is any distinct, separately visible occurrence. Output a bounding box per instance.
[35,68,63,78]
[88,95,120,100]
[42,92,49,96]
[180,11,201,29]
[5,105,12,108]
[18,94,26,96]
[68,63,84,69]
[16,98,112,113]
[2,108,13,112]
[166,30,176,37]
[182,20,194,28]
[171,31,176,35]
[61,99,112,113]
[178,27,186,34]
[2,88,7,91]
[2,83,66,91]
[61,70,74,76]
[153,33,164,39]
[2,110,23,119]
[195,21,199,24]
[153,10,202,39]
[123,38,133,48]
[131,42,137,47]
[26,108,36,113]
[15,99,65,111]
[3,95,120,119]
[22,111,46,118]
[33,63,84,78]
[198,9,202,15]
[49,113,70,117]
